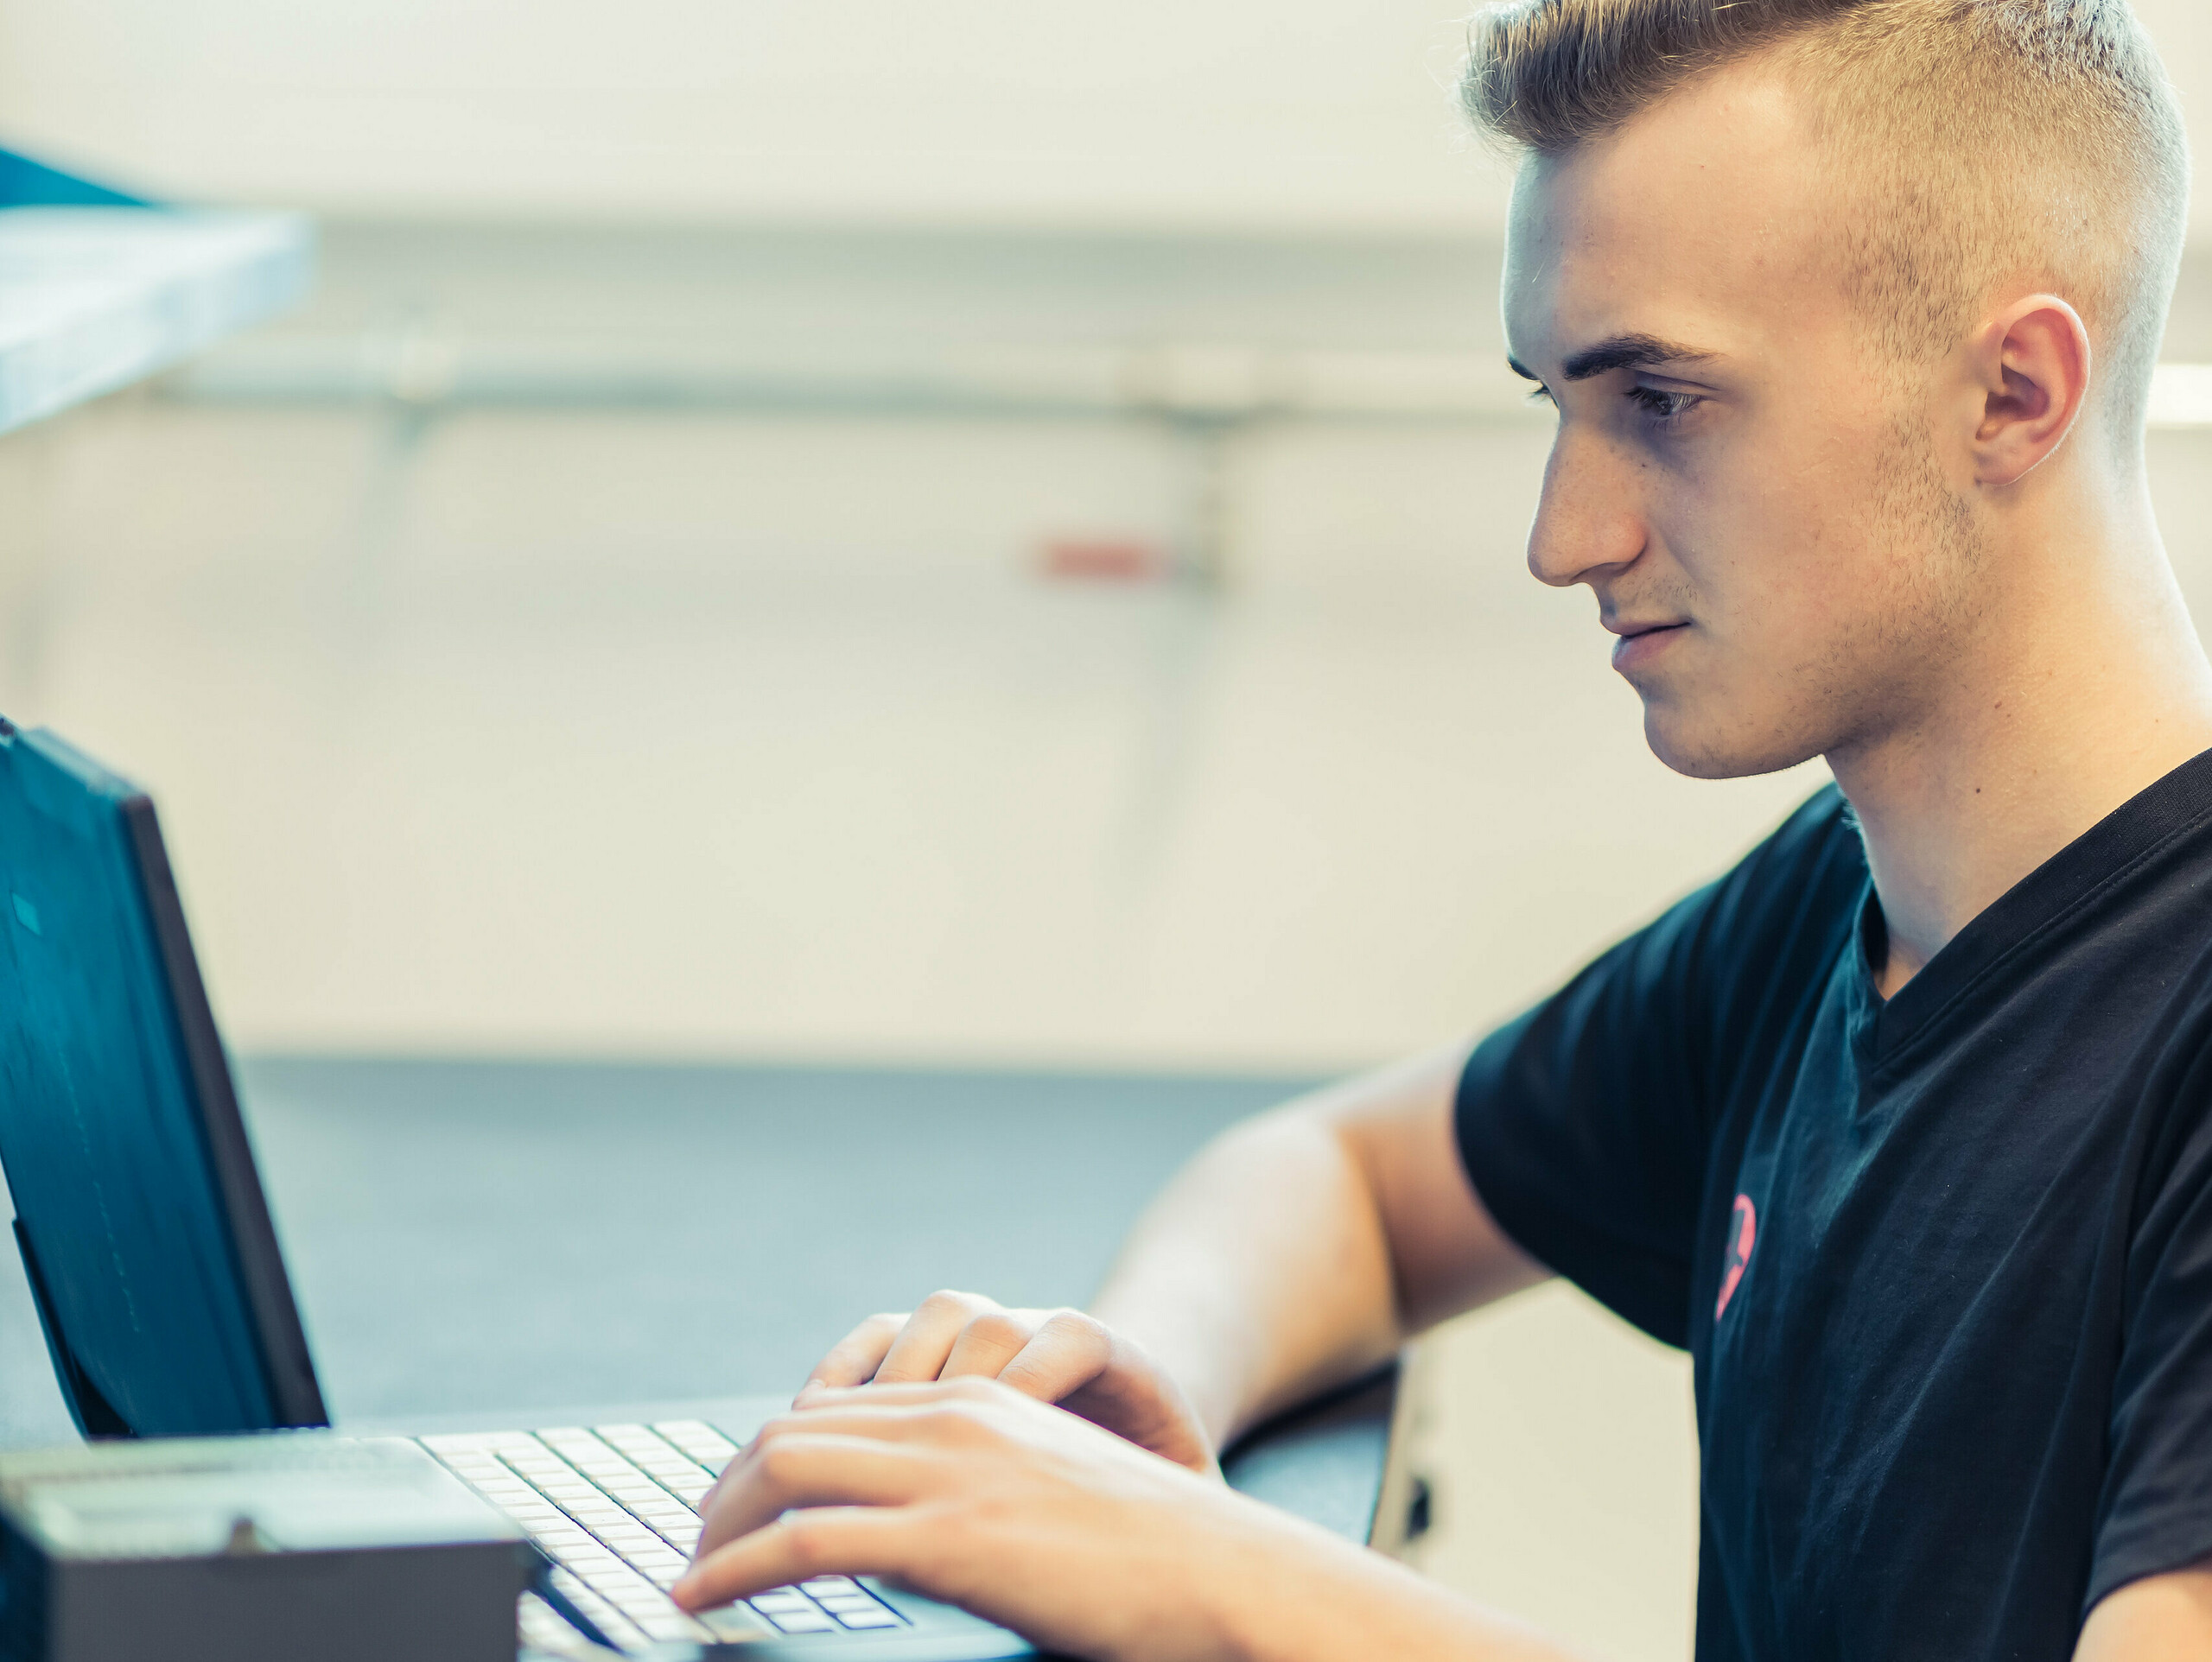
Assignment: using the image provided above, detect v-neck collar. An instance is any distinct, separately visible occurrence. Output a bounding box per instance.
[1849,745,2212,1075]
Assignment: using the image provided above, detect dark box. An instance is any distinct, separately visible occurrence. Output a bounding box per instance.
[0,1433,537,1662]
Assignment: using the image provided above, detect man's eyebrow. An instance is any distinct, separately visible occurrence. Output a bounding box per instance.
[1558,333,1718,383]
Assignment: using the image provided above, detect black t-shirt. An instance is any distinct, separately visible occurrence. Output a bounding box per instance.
[1456,758,2212,1660]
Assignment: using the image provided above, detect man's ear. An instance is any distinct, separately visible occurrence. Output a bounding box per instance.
[1968,295,2093,488]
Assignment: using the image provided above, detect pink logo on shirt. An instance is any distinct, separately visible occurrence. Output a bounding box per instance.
[1715,1194,1757,1321]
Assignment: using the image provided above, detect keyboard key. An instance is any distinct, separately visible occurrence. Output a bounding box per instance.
[422,1431,535,1453]
[697,1606,774,1640]
[655,1421,741,1465]
[834,1608,902,1628]
[417,1424,761,1655]
[576,1566,664,1602]
[759,1607,836,1633]
[600,1426,709,1469]
[610,1431,703,1467]
[543,1577,648,1644]
[633,1611,715,1642]
[546,1545,618,1577]
[523,1588,643,1657]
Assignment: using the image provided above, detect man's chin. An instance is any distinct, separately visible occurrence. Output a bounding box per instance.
[1643,706,1824,782]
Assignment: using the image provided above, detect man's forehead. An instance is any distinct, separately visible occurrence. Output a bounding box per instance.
[1500,62,1827,375]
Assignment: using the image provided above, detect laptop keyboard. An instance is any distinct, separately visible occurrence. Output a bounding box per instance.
[422,1420,907,1650]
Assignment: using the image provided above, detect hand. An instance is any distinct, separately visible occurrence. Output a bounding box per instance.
[803,1290,1218,1474]
[675,1379,1368,1662]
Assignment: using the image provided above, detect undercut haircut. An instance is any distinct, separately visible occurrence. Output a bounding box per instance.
[1462,0,2190,448]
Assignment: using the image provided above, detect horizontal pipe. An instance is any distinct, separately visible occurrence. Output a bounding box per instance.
[162,333,2212,428]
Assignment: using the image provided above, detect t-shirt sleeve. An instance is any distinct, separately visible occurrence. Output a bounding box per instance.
[1454,788,1858,1350]
[2088,1056,2212,1612]
[1454,889,1719,1348]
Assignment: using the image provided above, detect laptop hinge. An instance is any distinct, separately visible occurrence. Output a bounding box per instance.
[14,1219,136,1439]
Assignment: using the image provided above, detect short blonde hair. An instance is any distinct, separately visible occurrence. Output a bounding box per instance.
[1463,0,2190,444]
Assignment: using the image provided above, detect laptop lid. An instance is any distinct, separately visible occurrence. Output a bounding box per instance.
[0,719,327,1437]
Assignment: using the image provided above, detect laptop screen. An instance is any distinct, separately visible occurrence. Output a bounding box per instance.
[0,721,325,1437]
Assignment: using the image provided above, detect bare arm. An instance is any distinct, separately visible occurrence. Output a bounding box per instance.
[801,1041,1545,1471]
[681,1376,1595,1662]
[1090,1042,1546,1448]
[2075,1564,2212,1661]
[715,1054,1582,1659]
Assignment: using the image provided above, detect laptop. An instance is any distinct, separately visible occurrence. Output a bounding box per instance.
[0,718,1040,1659]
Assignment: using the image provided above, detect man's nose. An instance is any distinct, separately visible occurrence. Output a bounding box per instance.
[1525,428,1645,589]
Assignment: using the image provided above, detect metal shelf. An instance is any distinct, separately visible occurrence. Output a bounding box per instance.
[0,149,311,436]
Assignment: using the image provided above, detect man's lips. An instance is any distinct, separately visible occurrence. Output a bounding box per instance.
[1607,619,1690,671]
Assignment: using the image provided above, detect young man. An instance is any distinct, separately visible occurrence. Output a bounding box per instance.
[674,1,2212,1655]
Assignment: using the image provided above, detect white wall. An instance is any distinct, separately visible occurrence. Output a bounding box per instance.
[3,0,2204,238]
[0,5,2205,1652]
[0,0,1503,232]
[14,384,2209,1658]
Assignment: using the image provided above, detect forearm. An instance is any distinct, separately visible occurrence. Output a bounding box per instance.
[1090,1042,1542,1449]
[1203,1507,1592,1662]
[685,1374,1599,1662]
[1089,1101,1404,1449]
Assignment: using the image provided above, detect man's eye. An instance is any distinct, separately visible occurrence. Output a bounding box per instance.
[1627,385,1700,424]
[1525,384,1557,409]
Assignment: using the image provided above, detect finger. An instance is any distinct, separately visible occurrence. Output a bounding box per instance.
[1059,1367,1220,1475]
[938,1308,1039,1380]
[804,1313,906,1392]
[784,1377,1014,1417]
[696,1433,934,1557]
[995,1309,1113,1402]
[675,1507,914,1612]
[728,1386,1011,1461]
[870,1290,998,1384]
[701,1389,1012,1515]
[704,1395,926,1519]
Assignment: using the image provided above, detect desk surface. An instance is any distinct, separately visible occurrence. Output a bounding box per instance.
[0,1057,1388,1537]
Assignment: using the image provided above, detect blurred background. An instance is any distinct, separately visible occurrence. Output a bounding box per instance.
[1,2,2209,1655]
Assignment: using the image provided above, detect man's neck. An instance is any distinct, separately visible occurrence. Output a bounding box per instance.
[1833,495,2212,1001]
